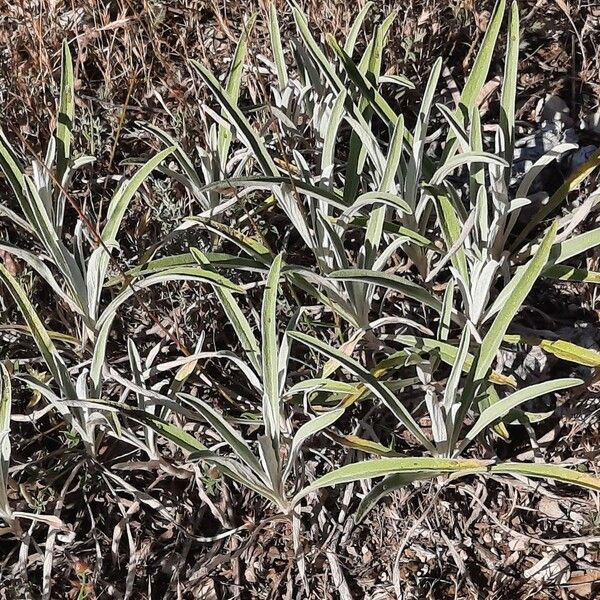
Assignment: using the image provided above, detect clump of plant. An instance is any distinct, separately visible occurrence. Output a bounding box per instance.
[134,0,600,515]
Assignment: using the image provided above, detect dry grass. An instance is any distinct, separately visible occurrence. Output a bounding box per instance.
[2,1,598,149]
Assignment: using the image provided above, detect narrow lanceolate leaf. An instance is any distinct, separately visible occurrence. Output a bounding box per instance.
[192,249,261,373]
[487,224,600,321]
[293,457,600,506]
[551,226,600,264]
[381,115,405,192]
[0,364,11,513]
[354,115,405,280]
[337,354,418,410]
[284,408,345,480]
[343,192,412,218]
[87,146,175,318]
[268,3,288,90]
[343,2,372,54]
[191,176,348,211]
[0,242,83,315]
[328,433,396,457]
[442,0,505,160]
[185,217,274,264]
[19,178,88,311]
[516,144,579,200]
[292,8,344,92]
[344,218,434,248]
[0,264,76,399]
[543,265,600,284]
[504,335,600,367]
[287,379,358,397]
[127,338,154,452]
[463,0,506,106]
[340,23,385,206]
[191,60,278,175]
[438,281,455,341]
[102,147,175,244]
[321,91,347,173]
[474,221,558,384]
[443,328,471,413]
[91,268,244,393]
[338,378,420,410]
[125,409,208,454]
[104,400,280,504]
[490,463,600,492]
[56,41,75,181]
[330,269,443,314]
[289,410,345,460]
[0,127,27,205]
[434,193,469,284]
[437,103,470,150]
[430,152,507,186]
[406,57,442,212]
[97,267,244,336]
[328,34,397,124]
[464,378,582,444]
[500,2,519,171]
[356,472,434,523]
[456,0,505,120]
[469,110,489,242]
[111,252,261,284]
[288,331,436,453]
[225,15,256,103]
[195,449,284,507]
[140,123,204,190]
[293,458,487,503]
[262,255,283,452]
[218,14,257,162]
[178,393,267,483]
